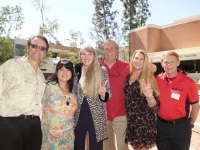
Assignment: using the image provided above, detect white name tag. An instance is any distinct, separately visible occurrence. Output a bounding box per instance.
[171,92,180,100]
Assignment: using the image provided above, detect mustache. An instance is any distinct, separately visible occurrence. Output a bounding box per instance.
[106,52,114,56]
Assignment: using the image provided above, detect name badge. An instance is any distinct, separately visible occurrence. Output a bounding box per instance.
[171,92,180,100]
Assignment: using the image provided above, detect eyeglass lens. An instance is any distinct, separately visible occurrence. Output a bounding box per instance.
[30,44,47,51]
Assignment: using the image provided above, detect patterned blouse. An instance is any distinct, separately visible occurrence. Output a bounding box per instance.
[41,82,78,150]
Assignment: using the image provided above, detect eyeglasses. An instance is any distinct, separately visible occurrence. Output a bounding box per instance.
[107,62,121,77]
[30,44,47,51]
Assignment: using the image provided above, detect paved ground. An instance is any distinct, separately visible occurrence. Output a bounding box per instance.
[128,113,200,150]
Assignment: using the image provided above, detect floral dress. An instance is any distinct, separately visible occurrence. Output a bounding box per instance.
[41,82,78,150]
[124,75,159,149]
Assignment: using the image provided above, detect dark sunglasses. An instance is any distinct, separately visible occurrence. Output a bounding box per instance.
[30,44,47,51]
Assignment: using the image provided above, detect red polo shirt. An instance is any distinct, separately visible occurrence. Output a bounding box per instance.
[156,72,199,120]
[100,59,130,121]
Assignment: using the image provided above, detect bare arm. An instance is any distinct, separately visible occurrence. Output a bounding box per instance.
[189,102,200,125]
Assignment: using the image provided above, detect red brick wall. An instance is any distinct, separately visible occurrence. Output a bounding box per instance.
[130,17,200,56]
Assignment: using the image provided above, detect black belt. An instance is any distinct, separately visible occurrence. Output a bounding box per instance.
[0,115,37,119]
[18,115,36,119]
[158,116,189,125]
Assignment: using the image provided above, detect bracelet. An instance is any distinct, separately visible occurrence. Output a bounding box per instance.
[146,97,155,103]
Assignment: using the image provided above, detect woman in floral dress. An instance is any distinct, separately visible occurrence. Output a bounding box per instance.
[41,59,77,150]
[124,50,160,150]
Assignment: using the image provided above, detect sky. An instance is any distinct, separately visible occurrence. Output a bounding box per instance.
[1,0,200,46]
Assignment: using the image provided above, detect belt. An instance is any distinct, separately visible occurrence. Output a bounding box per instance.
[18,115,36,119]
[158,116,189,125]
[0,115,37,119]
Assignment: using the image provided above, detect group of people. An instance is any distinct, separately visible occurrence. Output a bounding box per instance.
[0,35,199,150]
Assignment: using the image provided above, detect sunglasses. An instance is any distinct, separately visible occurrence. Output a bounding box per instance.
[30,44,47,51]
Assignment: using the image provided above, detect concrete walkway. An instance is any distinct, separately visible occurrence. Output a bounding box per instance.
[128,114,200,150]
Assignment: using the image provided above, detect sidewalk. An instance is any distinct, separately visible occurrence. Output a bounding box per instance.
[128,115,200,150]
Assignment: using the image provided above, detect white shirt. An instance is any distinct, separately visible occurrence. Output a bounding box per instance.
[0,57,46,117]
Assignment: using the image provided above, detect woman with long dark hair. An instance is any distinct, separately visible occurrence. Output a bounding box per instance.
[41,59,78,150]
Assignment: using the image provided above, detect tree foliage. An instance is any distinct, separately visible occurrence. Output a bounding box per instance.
[121,0,151,36]
[0,5,24,36]
[0,37,13,62]
[91,0,119,49]
[91,0,151,49]
[33,0,47,34]
[33,0,59,43]
[121,0,151,60]
[65,30,85,63]
[38,18,59,43]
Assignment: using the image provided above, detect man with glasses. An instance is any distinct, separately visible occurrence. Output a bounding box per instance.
[100,39,130,150]
[0,35,49,150]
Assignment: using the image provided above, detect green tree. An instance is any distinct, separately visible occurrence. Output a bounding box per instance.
[121,0,151,60]
[121,0,151,39]
[33,0,46,35]
[91,0,119,49]
[0,37,13,63]
[33,0,59,43]
[38,18,59,43]
[65,30,85,63]
[0,5,24,36]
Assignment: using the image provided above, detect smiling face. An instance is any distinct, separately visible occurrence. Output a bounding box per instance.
[104,41,118,63]
[161,54,180,78]
[80,50,94,67]
[57,66,72,83]
[132,52,145,71]
[27,37,47,62]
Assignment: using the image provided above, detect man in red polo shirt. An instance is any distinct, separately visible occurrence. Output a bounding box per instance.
[100,40,130,150]
[156,51,199,150]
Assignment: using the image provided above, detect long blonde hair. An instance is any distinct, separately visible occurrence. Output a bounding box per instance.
[130,49,160,97]
[79,46,101,98]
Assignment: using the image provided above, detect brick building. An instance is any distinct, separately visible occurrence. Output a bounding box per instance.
[129,14,200,83]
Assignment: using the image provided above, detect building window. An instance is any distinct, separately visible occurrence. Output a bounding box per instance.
[15,44,26,56]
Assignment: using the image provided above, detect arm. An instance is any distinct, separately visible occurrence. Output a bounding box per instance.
[148,59,157,74]
[189,102,200,125]
[41,86,50,144]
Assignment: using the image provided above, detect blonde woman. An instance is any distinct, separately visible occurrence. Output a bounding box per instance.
[124,49,160,150]
[73,46,111,150]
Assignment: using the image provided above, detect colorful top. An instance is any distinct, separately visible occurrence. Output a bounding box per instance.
[0,57,46,117]
[156,72,199,120]
[100,59,130,121]
[41,82,78,150]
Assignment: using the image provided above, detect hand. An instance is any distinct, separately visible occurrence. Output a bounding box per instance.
[141,78,153,99]
[98,80,108,97]
[148,59,157,73]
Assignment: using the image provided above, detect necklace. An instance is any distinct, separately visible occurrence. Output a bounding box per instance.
[63,94,71,106]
